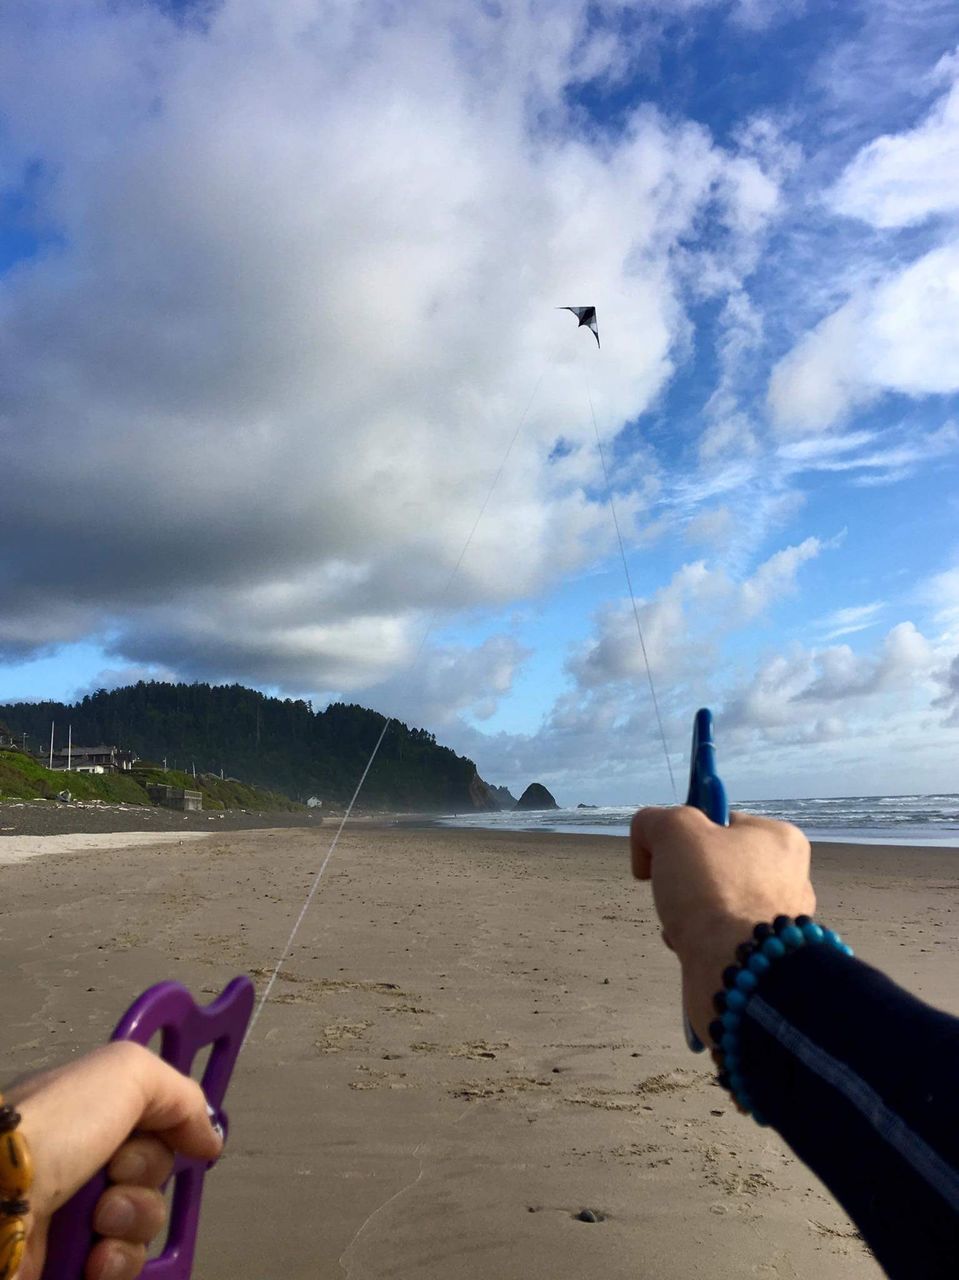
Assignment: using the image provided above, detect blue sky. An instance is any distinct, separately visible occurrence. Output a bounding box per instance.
[1,0,958,802]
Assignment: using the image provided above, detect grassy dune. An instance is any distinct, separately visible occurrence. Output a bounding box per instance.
[0,748,303,812]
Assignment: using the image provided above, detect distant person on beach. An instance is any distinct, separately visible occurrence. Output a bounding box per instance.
[4,810,956,1280]
[632,805,959,1280]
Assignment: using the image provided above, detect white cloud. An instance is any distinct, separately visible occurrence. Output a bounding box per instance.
[698,288,765,461]
[922,565,959,638]
[767,299,878,432]
[76,664,179,698]
[0,0,784,697]
[363,634,530,729]
[442,574,956,802]
[767,247,959,433]
[829,61,959,228]
[797,621,932,701]
[777,421,959,483]
[720,621,938,759]
[768,49,959,435]
[815,601,885,640]
[738,536,822,615]
[932,652,959,726]
[683,506,735,547]
[567,535,825,688]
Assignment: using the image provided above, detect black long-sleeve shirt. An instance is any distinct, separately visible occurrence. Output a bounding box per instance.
[739,945,959,1277]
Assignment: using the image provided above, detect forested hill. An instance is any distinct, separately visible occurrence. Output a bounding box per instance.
[0,682,492,810]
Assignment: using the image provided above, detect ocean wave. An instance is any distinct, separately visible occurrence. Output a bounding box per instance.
[436,794,959,845]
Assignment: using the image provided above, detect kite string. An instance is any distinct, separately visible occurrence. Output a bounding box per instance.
[585,379,678,804]
[245,366,550,1044]
[244,715,391,1043]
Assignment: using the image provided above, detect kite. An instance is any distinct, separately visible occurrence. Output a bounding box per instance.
[559,305,600,348]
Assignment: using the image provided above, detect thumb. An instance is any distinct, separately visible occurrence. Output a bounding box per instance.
[10,1042,222,1221]
[134,1052,225,1163]
[630,806,672,880]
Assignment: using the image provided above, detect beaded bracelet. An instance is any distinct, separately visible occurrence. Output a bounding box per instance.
[707,914,854,1125]
[0,1094,32,1280]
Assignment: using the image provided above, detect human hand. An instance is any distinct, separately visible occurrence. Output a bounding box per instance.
[630,807,816,1043]
[5,1041,222,1280]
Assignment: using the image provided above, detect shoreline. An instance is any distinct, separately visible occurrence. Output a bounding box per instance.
[3,796,957,852]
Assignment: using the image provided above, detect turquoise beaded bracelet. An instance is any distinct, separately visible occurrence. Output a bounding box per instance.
[707,914,854,1125]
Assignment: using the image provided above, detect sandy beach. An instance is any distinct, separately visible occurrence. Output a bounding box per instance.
[1,822,956,1279]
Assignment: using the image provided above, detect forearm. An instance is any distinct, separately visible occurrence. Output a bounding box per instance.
[725,945,959,1277]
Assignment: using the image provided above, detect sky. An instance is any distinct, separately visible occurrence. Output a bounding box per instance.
[1,0,958,805]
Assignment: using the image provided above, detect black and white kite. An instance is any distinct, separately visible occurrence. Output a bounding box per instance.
[559,305,600,348]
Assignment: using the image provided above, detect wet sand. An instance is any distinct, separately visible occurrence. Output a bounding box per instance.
[1,824,955,1278]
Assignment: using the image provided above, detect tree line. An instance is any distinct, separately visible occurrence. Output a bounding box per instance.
[0,681,483,809]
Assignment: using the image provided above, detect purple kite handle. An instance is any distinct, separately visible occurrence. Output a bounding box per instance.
[42,975,254,1280]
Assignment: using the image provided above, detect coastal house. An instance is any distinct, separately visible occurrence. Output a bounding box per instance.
[0,722,15,749]
[50,744,138,773]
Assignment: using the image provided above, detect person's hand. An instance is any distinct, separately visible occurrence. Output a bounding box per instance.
[5,1041,222,1280]
[630,807,816,1043]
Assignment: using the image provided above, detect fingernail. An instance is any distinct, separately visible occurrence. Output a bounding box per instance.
[206,1102,224,1141]
[100,1251,130,1280]
[95,1194,135,1236]
[110,1149,148,1183]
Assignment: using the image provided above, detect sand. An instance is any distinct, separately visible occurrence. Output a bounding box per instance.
[0,831,214,864]
[1,823,956,1279]
[0,798,328,838]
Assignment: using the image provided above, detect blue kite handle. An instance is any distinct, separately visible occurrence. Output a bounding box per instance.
[682,708,729,1052]
[686,707,729,826]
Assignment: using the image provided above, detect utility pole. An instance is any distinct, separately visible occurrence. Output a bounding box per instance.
[49,721,55,770]
[67,724,72,772]
[21,732,28,752]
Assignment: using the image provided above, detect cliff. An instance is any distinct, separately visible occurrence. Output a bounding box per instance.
[468,772,501,811]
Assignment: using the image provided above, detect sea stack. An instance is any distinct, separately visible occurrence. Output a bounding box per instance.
[515,783,559,811]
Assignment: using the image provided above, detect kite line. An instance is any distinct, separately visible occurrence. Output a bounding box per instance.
[246,367,549,1042]
[584,377,678,803]
[249,315,679,1040]
[558,304,675,799]
[48,308,683,1275]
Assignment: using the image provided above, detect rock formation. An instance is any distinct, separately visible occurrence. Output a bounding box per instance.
[489,783,517,808]
[515,782,559,810]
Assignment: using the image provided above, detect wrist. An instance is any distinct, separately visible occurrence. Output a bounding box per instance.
[675,912,792,1044]
[704,915,855,1122]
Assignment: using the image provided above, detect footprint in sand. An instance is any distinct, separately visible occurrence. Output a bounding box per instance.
[314,1020,371,1052]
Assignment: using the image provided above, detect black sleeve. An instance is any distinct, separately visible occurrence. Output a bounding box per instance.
[738,945,959,1278]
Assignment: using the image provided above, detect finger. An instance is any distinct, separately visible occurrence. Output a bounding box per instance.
[94,1185,167,1245]
[10,1042,222,1221]
[128,1052,223,1164]
[108,1134,175,1188]
[629,806,671,879]
[85,1236,147,1280]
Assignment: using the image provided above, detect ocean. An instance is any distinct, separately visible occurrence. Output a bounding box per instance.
[435,794,959,846]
